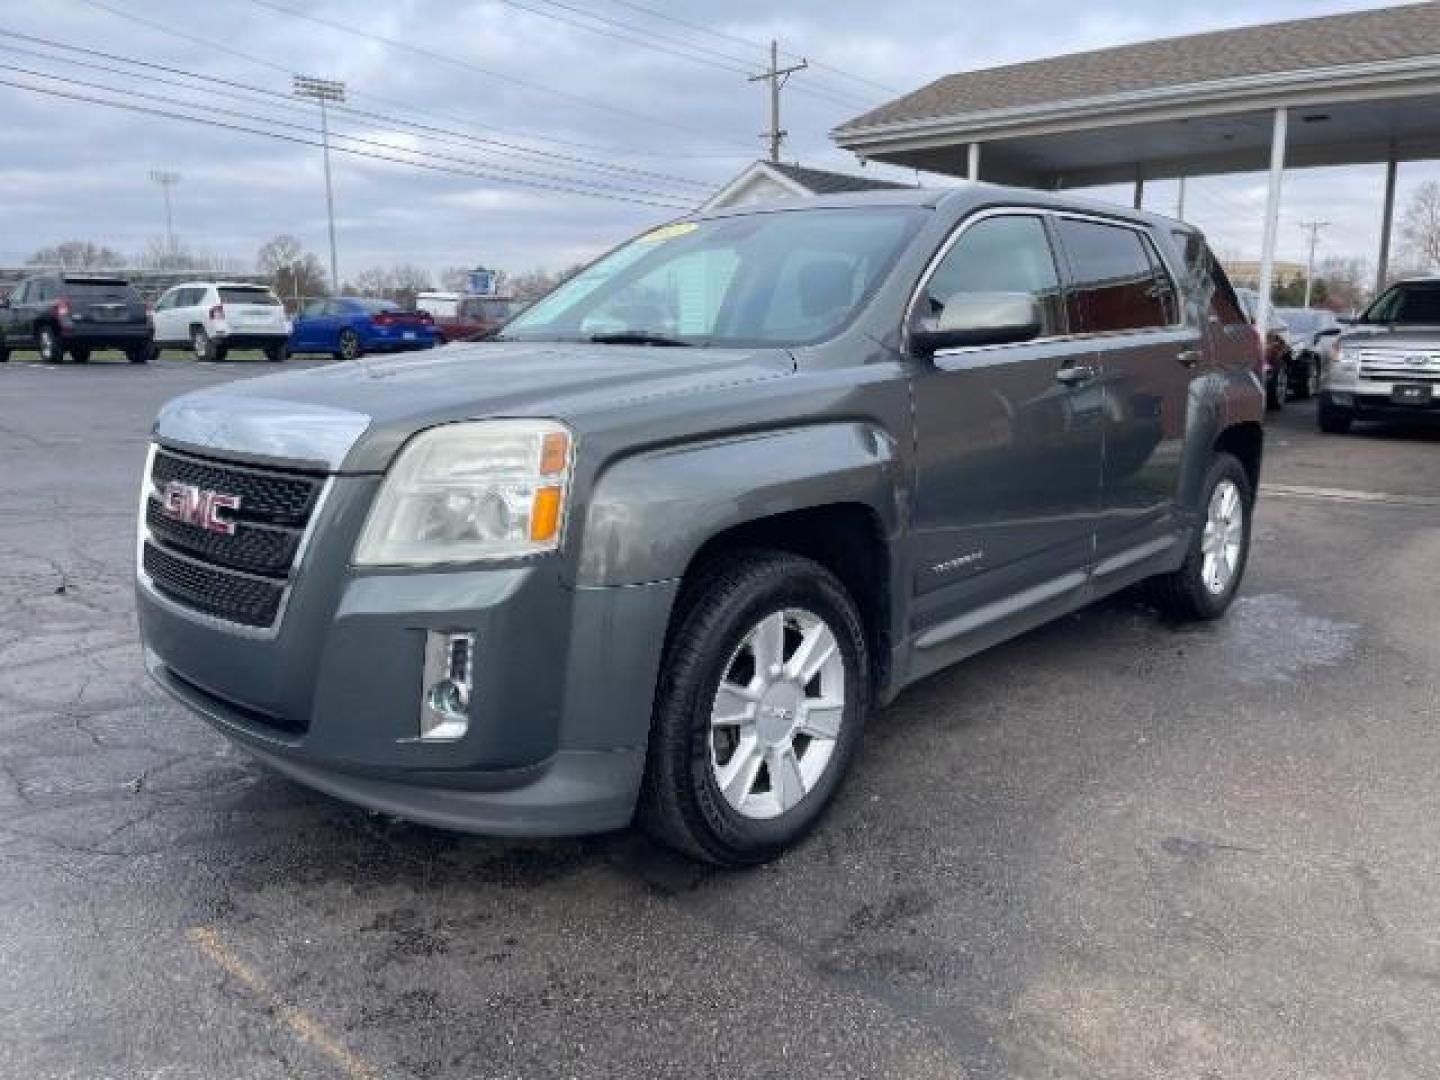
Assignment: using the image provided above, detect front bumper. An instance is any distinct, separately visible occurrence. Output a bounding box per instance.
[1322,382,1440,417]
[137,465,678,836]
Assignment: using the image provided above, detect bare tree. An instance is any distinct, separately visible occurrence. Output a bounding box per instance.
[257,235,328,306]
[1314,255,1370,313]
[1399,180,1440,272]
[27,240,125,269]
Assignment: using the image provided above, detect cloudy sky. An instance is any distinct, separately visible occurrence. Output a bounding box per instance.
[1,0,1435,284]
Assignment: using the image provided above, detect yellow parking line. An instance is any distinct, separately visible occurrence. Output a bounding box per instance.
[187,927,378,1080]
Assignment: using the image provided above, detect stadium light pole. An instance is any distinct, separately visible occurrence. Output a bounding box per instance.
[148,169,180,267]
[293,75,345,292]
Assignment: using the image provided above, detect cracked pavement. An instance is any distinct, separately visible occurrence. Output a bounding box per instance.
[2,354,1439,1078]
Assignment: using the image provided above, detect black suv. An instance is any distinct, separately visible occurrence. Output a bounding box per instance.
[0,273,154,364]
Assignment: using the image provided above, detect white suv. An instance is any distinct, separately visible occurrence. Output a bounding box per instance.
[151,282,291,362]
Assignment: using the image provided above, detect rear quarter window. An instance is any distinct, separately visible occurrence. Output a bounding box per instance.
[218,288,280,306]
[1173,229,1246,326]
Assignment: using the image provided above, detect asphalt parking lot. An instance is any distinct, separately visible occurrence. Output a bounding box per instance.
[2,354,1438,1079]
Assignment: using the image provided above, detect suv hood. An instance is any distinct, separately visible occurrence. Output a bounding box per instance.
[1337,325,1440,348]
[154,340,794,472]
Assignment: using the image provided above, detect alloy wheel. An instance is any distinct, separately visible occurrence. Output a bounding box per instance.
[709,608,845,820]
[1200,479,1244,595]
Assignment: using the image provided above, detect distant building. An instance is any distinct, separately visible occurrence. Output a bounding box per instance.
[1224,260,1307,290]
[702,160,911,212]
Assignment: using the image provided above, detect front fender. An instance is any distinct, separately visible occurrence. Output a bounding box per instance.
[575,422,903,587]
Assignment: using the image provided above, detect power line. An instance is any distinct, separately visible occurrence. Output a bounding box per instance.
[601,0,902,97]
[244,0,758,150]
[500,0,877,110]
[0,54,698,204]
[0,72,694,210]
[68,0,745,161]
[0,31,712,190]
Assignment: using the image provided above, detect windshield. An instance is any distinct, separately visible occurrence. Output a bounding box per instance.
[503,207,927,347]
[1362,281,1440,325]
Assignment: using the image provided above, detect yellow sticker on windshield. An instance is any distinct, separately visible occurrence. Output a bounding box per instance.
[639,221,698,244]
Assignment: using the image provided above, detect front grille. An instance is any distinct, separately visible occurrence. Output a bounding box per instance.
[142,447,326,630]
[1359,350,1440,383]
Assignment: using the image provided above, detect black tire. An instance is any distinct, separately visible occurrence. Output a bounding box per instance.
[1266,363,1288,411]
[1147,452,1253,621]
[638,550,870,866]
[264,342,288,363]
[127,343,154,365]
[1317,395,1353,435]
[335,329,362,362]
[0,341,8,363]
[37,325,62,364]
[69,346,91,364]
[190,326,217,362]
[1292,356,1317,400]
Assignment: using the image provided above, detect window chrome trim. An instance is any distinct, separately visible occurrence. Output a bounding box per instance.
[135,442,336,640]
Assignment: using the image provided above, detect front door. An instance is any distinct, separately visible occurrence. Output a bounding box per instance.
[907,212,1104,670]
[1052,215,1196,559]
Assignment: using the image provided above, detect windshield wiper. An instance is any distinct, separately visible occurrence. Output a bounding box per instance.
[589,331,693,347]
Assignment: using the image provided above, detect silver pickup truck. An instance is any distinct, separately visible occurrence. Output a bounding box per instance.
[136,186,1264,865]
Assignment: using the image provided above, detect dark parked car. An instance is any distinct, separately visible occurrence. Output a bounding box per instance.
[0,273,153,364]
[415,292,516,344]
[287,297,438,360]
[137,188,1263,865]
[1236,287,1295,410]
[1319,277,1440,433]
[1275,306,1342,398]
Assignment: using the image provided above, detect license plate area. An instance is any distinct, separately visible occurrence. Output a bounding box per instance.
[1392,383,1434,405]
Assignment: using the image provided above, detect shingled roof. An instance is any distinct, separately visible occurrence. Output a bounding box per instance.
[837,2,1440,133]
[763,161,910,194]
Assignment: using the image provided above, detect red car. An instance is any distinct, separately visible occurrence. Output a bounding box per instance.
[415,293,516,344]
[1236,287,1296,411]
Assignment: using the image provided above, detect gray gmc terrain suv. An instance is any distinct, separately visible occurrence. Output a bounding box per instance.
[137,186,1264,865]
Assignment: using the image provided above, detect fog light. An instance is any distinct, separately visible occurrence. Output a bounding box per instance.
[420,631,474,741]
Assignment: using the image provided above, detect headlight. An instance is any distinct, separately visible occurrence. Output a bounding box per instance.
[354,419,573,566]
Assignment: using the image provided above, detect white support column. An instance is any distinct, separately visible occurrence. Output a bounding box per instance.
[1176,176,1187,221]
[1255,107,1288,340]
[1376,152,1398,294]
[967,142,981,182]
[1133,165,1145,210]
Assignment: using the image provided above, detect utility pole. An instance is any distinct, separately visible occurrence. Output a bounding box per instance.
[1299,220,1331,307]
[148,169,180,267]
[749,41,806,163]
[293,74,346,292]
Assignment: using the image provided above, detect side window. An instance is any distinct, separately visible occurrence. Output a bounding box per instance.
[155,290,176,311]
[919,214,1065,337]
[1057,218,1170,333]
[1173,229,1245,326]
[9,282,29,304]
[301,300,326,318]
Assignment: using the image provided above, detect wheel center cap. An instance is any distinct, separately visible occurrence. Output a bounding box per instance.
[756,682,803,744]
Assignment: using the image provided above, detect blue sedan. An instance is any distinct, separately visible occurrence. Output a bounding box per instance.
[288,297,438,360]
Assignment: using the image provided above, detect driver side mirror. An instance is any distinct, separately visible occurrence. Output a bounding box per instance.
[913,291,1043,356]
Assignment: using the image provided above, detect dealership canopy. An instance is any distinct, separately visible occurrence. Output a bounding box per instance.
[833,2,1440,321]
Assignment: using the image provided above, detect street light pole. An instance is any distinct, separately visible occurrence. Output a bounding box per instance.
[293,75,346,292]
[148,169,180,266]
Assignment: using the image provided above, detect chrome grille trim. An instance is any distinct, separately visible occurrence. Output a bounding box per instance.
[136,443,335,639]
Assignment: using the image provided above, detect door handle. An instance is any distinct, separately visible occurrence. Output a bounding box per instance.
[1055,364,1096,386]
[1177,347,1202,368]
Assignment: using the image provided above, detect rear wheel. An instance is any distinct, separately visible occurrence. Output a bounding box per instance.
[638,550,869,866]
[69,346,91,364]
[264,342,287,363]
[126,343,153,365]
[0,340,8,363]
[1317,395,1354,434]
[37,325,62,363]
[335,328,362,361]
[1266,364,1288,411]
[1147,452,1252,621]
[191,326,218,362]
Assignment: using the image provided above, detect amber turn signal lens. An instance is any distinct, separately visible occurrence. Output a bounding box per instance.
[539,432,570,475]
[530,486,563,542]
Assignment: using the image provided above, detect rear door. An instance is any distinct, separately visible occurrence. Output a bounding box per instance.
[1052,214,1195,560]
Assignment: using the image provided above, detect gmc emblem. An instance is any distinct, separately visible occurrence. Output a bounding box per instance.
[161,481,241,536]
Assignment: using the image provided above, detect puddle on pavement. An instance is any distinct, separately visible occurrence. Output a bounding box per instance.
[1203,594,1359,685]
